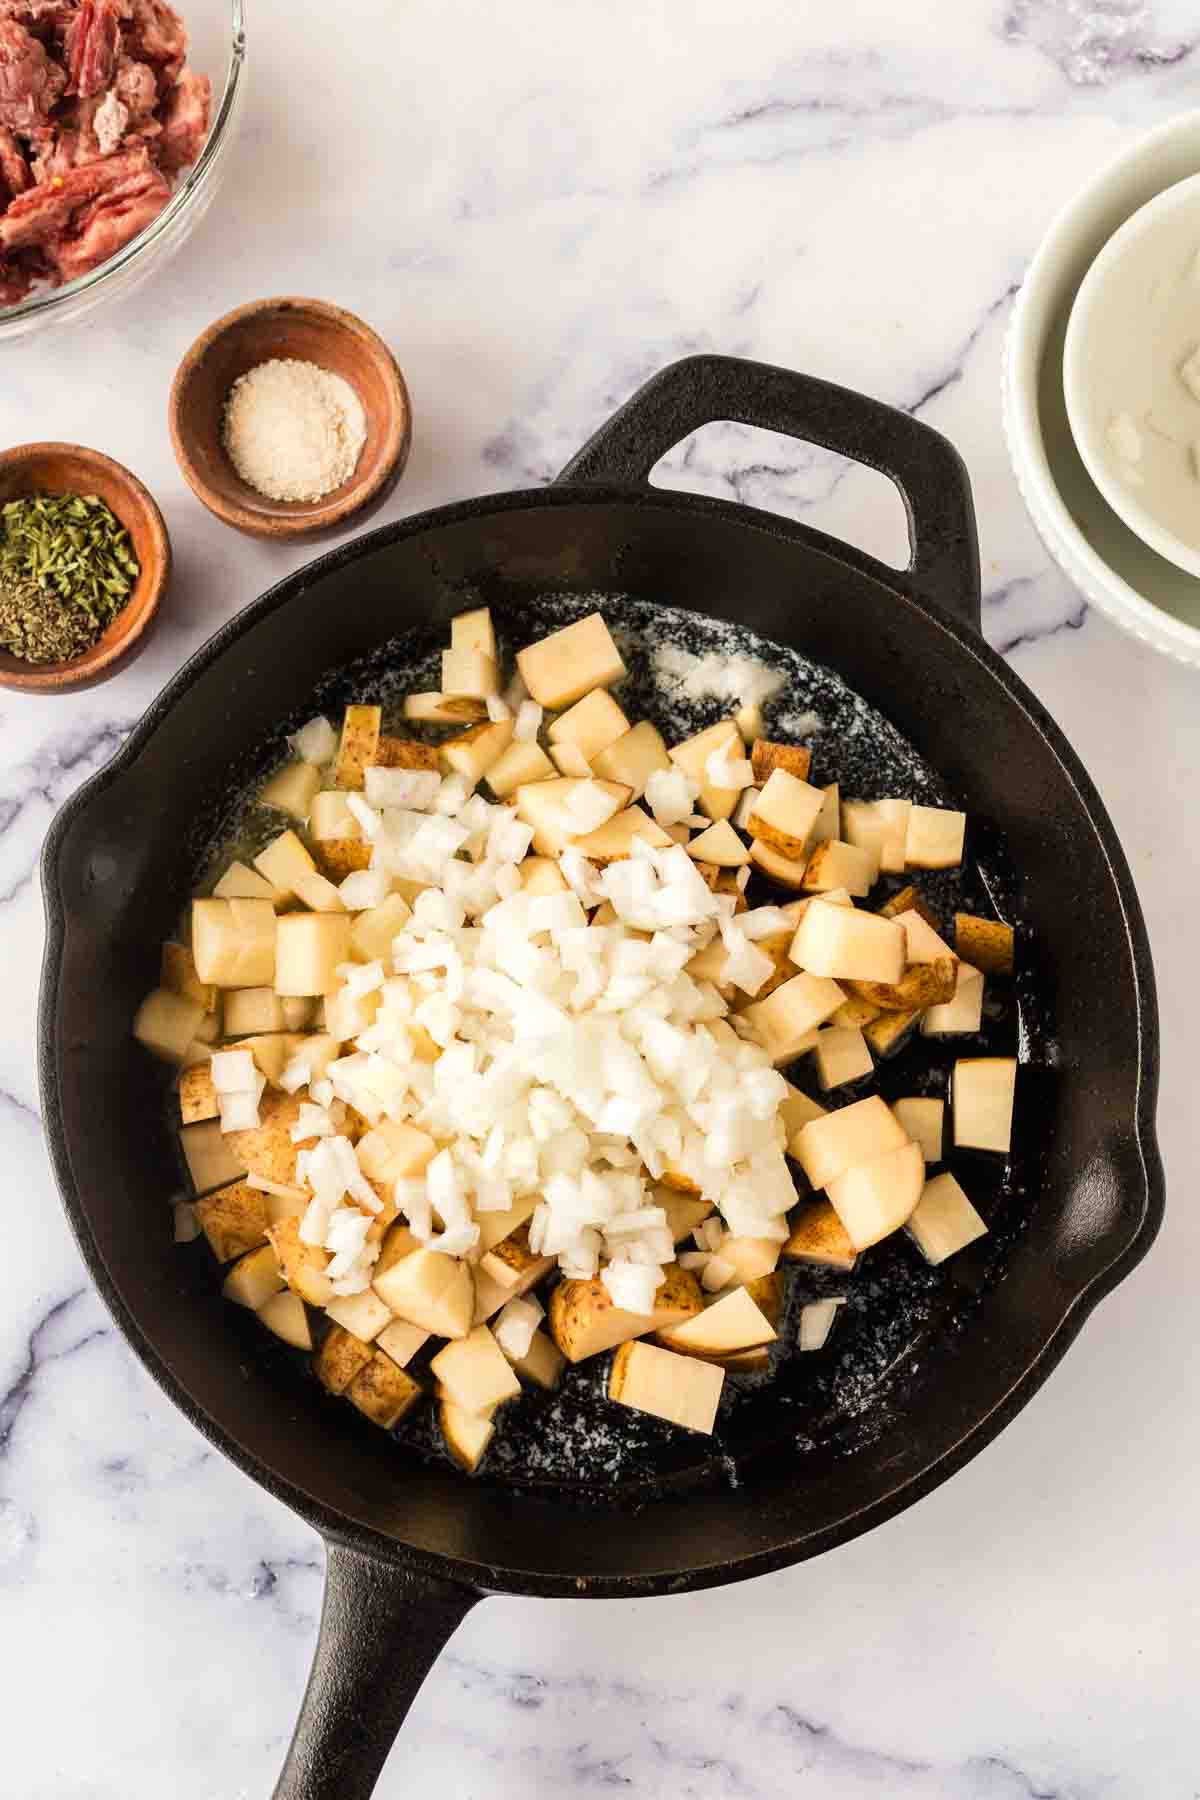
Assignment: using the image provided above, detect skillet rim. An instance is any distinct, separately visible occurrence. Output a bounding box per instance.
[37,481,1164,1598]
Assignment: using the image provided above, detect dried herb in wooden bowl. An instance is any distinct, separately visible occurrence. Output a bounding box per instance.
[0,493,139,664]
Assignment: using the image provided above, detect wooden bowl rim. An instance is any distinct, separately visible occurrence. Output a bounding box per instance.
[0,442,170,693]
[167,296,411,540]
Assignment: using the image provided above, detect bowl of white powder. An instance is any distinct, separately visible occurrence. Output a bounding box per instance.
[169,296,411,538]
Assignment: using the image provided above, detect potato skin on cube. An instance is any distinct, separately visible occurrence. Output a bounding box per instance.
[750,739,812,784]
[333,705,382,789]
[316,1324,375,1396]
[745,768,825,860]
[268,1216,334,1307]
[549,1264,703,1363]
[783,1199,859,1270]
[846,955,956,1013]
[345,1352,423,1429]
[194,1181,271,1263]
[372,736,439,771]
[314,838,374,882]
[178,1060,219,1124]
[954,912,1014,977]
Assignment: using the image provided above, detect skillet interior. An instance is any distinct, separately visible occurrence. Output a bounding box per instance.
[41,490,1160,1593]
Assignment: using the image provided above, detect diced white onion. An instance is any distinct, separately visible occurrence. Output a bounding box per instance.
[288,716,338,765]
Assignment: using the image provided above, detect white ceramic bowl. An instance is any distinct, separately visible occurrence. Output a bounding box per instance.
[1064,171,1200,581]
[1003,111,1200,667]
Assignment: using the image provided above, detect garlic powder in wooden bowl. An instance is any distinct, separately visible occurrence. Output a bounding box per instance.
[223,359,368,503]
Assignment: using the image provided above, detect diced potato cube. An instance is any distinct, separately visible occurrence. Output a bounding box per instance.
[325,1289,394,1343]
[376,1317,430,1369]
[431,1324,521,1416]
[253,830,318,904]
[346,1352,423,1429]
[810,782,840,847]
[953,1057,1017,1153]
[739,972,845,1066]
[194,1181,270,1262]
[789,899,905,985]
[847,956,957,1013]
[257,1289,312,1349]
[569,804,670,863]
[274,912,352,997]
[442,647,500,699]
[479,1221,551,1291]
[547,688,630,761]
[748,837,810,890]
[893,908,955,963]
[267,1216,334,1306]
[474,1198,538,1256]
[658,1285,777,1356]
[839,801,886,881]
[451,606,496,661]
[905,804,966,870]
[224,1089,312,1184]
[548,741,592,777]
[920,961,985,1036]
[178,1060,218,1124]
[316,1324,375,1395]
[222,1243,285,1310]
[813,1025,874,1090]
[506,1328,565,1390]
[549,1264,702,1363]
[518,856,568,895]
[609,1340,724,1434]
[516,612,626,709]
[686,819,749,867]
[892,1097,944,1163]
[403,692,488,724]
[907,1171,987,1264]
[955,912,1014,977]
[653,1188,715,1245]
[134,987,204,1064]
[746,768,825,861]
[292,871,346,913]
[355,1120,438,1185]
[440,719,514,784]
[778,1081,827,1149]
[333,705,382,789]
[372,1247,474,1338]
[792,1094,908,1188]
[372,736,440,771]
[590,721,671,800]
[160,941,216,1013]
[193,897,277,989]
[487,740,556,799]
[348,892,412,963]
[179,1119,245,1194]
[830,993,882,1030]
[440,1392,494,1471]
[750,739,811,784]
[863,1007,921,1060]
[223,987,286,1036]
[801,839,875,898]
[260,760,321,820]
[717,1236,783,1285]
[213,860,280,903]
[783,1199,858,1270]
[826,1139,924,1250]
[310,791,362,842]
[669,719,744,821]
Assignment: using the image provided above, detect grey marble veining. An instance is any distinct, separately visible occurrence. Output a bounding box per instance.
[0,1,1196,1794]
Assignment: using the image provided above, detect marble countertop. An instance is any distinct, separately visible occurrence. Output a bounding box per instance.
[2,1,1197,1794]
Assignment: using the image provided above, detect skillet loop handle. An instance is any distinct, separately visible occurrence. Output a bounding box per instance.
[558,353,981,633]
[273,1541,480,1800]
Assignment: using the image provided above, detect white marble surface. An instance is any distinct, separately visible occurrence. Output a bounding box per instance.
[1,1,1197,1794]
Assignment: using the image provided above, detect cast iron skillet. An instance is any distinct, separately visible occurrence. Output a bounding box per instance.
[39,356,1162,1799]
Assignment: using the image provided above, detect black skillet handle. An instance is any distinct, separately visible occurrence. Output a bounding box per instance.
[558,353,982,632]
[272,1541,481,1800]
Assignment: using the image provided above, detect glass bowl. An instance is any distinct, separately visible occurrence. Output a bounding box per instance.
[0,0,246,343]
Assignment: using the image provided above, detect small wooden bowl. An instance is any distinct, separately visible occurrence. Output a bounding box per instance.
[168,297,411,539]
[0,444,170,694]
